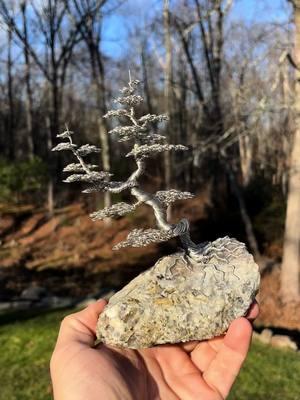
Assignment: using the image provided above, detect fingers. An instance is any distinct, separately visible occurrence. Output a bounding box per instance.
[203,317,252,399]
[245,300,259,321]
[181,300,259,355]
[55,299,107,348]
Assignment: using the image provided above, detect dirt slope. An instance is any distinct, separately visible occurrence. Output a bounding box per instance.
[1,196,299,331]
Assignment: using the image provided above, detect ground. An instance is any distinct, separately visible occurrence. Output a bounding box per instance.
[0,307,299,400]
[257,263,300,332]
[1,194,300,332]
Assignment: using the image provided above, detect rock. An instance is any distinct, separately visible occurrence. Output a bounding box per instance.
[0,302,12,312]
[20,286,47,301]
[97,237,260,349]
[11,300,32,310]
[38,296,73,309]
[270,335,298,351]
[259,328,273,345]
[75,297,97,309]
[252,331,261,341]
[75,290,117,309]
[95,288,116,299]
[100,290,116,301]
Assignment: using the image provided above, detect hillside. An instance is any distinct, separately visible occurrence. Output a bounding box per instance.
[1,195,300,331]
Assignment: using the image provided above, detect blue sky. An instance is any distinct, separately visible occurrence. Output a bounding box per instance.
[101,0,291,58]
[231,0,289,23]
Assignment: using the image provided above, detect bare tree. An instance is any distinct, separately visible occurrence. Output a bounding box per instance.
[163,0,173,217]
[66,0,113,209]
[140,37,154,115]
[193,0,224,135]
[0,1,81,139]
[222,156,261,259]
[0,0,85,211]
[7,24,14,160]
[281,0,300,302]
[20,0,34,158]
[163,1,172,180]
[0,0,295,279]
[172,0,229,134]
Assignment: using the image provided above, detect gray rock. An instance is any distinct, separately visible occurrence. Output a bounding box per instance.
[0,302,12,312]
[270,335,298,351]
[97,237,260,349]
[20,286,47,301]
[11,300,32,310]
[102,290,116,301]
[95,288,117,300]
[38,296,73,309]
[252,331,261,341]
[259,328,273,345]
[76,298,97,309]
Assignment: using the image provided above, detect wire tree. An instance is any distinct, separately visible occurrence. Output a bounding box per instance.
[52,76,209,256]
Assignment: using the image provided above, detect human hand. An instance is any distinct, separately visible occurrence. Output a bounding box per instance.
[50,299,259,400]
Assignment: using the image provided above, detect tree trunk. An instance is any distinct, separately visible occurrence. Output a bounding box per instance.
[225,161,261,259]
[7,27,15,160]
[239,135,252,186]
[95,47,112,210]
[163,0,173,219]
[98,115,111,210]
[281,129,300,301]
[175,18,209,117]
[177,50,190,190]
[51,75,60,141]
[141,41,153,115]
[281,1,300,302]
[21,1,34,159]
[194,0,223,134]
[86,40,112,214]
[46,112,54,215]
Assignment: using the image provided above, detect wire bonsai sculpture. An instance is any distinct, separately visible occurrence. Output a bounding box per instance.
[53,76,244,262]
[51,75,259,352]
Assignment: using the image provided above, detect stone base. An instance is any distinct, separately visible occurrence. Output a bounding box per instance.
[96,237,260,349]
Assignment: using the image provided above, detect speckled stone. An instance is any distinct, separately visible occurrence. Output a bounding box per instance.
[96,237,260,349]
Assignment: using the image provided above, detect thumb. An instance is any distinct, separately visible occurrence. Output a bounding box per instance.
[55,299,107,348]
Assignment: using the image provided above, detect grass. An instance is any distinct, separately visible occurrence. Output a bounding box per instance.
[229,341,300,400]
[0,309,300,400]
[0,309,69,400]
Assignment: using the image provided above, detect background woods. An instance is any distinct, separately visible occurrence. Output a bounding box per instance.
[0,0,300,312]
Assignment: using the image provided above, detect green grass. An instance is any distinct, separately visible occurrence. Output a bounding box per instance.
[229,340,300,400]
[0,309,69,400]
[0,309,300,400]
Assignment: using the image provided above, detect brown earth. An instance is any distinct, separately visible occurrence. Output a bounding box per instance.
[256,262,300,331]
[0,193,209,298]
[0,195,299,332]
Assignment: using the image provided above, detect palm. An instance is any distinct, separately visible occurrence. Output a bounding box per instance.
[51,300,258,400]
[140,340,234,400]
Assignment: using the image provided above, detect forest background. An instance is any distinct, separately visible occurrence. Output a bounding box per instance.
[0,0,300,333]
